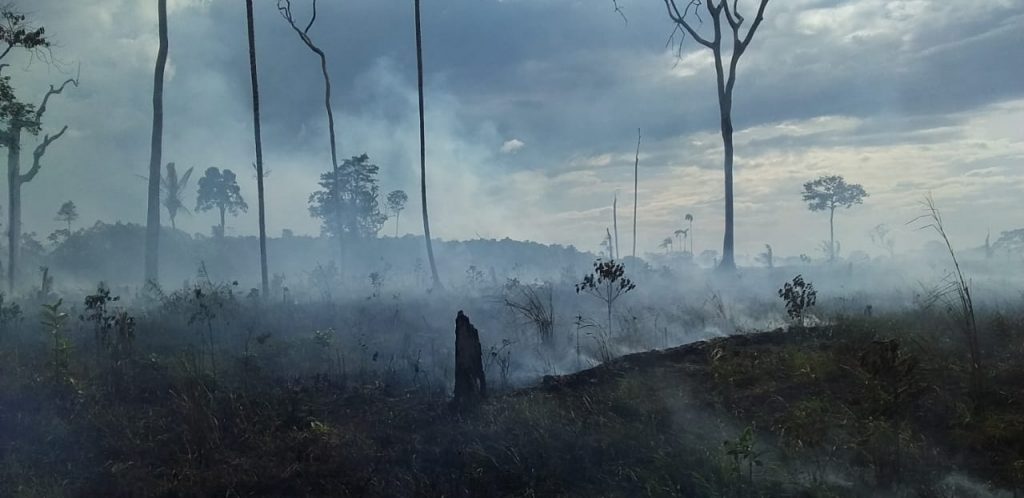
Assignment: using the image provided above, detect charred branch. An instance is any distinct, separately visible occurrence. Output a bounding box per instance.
[22,124,67,183]
[35,76,78,124]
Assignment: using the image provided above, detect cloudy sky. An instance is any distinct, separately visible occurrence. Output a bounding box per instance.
[5,0,1023,260]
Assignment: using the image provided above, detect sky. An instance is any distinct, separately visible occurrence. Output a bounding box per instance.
[4,0,1023,261]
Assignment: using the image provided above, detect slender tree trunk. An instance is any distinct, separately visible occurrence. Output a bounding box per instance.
[717,74,736,271]
[829,206,836,262]
[246,0,270,298]
[316,49,345,269]
[281,1,345,273]
[612,195,619,260]
[632,128,640,259]
[145,0,169,286]
[689,219,693,254]
[278,3,346,278]
[415,0,442,291]
[720,118,735,270]
[664,0,769,272]
[6,127,21,293]
[395,211,400,238]
[169,214,176,231]
[309,47,343,271]
[219,206,226,238]
[606,283,613,336]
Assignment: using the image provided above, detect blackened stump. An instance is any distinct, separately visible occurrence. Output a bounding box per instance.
[453,310,486,408]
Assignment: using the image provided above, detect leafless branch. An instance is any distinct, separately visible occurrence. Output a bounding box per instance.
[611,0,628,25]
[665,24,688,63]
[277,0,294,22]
[663,0,767,57]
[279,0,320,48]
[663,0,714,49]
[23,125,67,183]
[277,0,337,167]
[737,0,769,55]
[908,193,981,388]
[251,162,271,179]
[35,76,79,123]
[304,0,318,34]
[722,0,742,30]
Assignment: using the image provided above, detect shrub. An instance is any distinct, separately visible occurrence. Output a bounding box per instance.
[576,259,636,339]
[778,274,817,326]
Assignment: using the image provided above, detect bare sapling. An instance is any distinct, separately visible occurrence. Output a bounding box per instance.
[910,194,982,394]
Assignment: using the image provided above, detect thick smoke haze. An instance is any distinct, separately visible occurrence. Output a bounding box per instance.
[2,2,1024,496]
[4,0,1022,259]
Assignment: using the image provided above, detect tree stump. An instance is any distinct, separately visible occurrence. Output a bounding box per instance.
[453,310,486,409]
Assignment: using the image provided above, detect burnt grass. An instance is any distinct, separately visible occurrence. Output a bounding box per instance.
[3,316,1024,497]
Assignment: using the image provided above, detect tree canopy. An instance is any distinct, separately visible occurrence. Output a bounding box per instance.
[802,175,867,262]
[994,229,1024,255]
[308,153,387,241]
[196,167,247,236]
[56,201,77,227]
[386,190,408,217]
[801,175,868,212]
[0,8,50,126]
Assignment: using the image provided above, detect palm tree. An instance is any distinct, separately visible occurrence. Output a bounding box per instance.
[145,0,169,285]
[246,0,270,298]
[660,237,673,254]
[674,228,690,254]
[415,0,442,290]
[160,163,193,230]
[685,213,694,253]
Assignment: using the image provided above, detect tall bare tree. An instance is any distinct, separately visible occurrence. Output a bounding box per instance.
[246,0,270,298]
[145,0,169,285]
[278,0,344,267]
[0,7,57,291]
[415,0,442,290]
[612,194,619,260]
[662,0,770,271]
[2,78,77,292]
[632,128,640,259]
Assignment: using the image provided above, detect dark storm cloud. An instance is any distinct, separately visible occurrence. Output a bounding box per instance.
[2,0,1022,256]
[206,0,1024,164]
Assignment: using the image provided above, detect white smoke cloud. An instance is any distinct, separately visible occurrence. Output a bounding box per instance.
[500,139,525,154]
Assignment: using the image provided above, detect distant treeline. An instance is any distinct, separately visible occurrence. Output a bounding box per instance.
[19,221,592,292]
